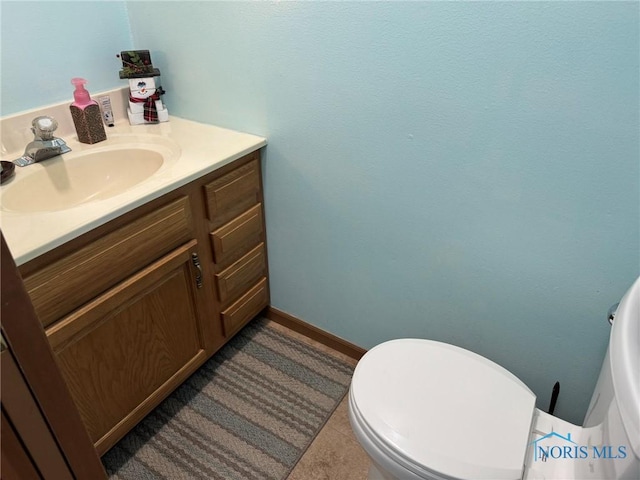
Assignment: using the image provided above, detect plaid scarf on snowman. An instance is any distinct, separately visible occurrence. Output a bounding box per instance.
[129,88,164,122]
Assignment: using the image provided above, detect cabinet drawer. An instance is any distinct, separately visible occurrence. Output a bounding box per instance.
[221,277,268,337]
[215,243,267,305]
[210,203,264,266]
[24,196,194,327]
[204,156,260,229]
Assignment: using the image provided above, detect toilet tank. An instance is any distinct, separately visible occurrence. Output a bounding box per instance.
[583,277,639,479]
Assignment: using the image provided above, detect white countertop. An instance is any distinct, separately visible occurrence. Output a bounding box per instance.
[0,91,266,265]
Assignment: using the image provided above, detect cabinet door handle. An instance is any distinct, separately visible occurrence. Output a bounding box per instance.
[191,253,203,289]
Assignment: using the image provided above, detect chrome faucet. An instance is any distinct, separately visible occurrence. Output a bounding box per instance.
[14,116,71,167]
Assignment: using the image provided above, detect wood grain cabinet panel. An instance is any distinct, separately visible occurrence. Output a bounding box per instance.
[24,196,194,327]
[204,155,260,230]
[210,203,264,267]
[49,241,207,454]
[215,243,267,305]
[221,278,269,337]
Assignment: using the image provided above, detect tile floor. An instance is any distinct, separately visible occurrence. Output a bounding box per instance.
[267,321,371,480]
[288,396,370,480]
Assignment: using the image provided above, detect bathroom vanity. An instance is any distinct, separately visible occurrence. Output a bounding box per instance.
[1,96,268,455]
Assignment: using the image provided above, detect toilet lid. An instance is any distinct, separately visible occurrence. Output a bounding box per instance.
[351,339,536,480]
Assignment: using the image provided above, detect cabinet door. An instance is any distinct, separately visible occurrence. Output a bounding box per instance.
[46,241,209,454]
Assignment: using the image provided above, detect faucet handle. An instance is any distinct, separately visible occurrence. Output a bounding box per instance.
[32,116,58,140]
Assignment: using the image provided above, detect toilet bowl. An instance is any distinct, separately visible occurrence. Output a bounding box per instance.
[348,277,640,480]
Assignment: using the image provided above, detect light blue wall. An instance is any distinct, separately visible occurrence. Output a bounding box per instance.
[127,1,639,424]
[1,2,637,426]
[0,1,132,116]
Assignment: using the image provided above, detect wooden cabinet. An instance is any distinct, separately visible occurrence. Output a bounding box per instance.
[18,150,269,455]
[47,241,208,453]
[204,153,270,338]
[24,196,194,328]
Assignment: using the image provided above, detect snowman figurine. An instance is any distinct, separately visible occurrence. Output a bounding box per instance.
[127,77,168,124]
[118,50,169,125]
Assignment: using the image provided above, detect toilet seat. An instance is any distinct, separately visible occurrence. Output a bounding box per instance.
[350,339,537,480]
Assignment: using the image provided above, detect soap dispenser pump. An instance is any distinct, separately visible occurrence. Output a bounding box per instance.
[70,78,106,144]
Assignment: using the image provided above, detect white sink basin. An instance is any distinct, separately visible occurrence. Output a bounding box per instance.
[1,137,180,213]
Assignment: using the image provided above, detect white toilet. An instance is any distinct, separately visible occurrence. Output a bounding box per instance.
[348,277,639,480]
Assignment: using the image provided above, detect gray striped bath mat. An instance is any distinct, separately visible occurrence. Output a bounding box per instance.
[102,317,355,479]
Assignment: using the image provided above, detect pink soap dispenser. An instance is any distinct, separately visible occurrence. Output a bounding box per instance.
[70,77,106,144]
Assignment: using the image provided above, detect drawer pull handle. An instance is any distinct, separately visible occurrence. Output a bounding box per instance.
[191,253,203,289]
